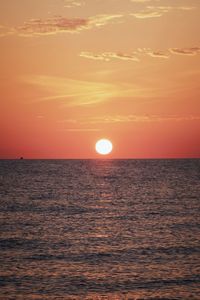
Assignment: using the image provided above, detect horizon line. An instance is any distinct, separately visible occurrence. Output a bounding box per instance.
[0,157,200,160]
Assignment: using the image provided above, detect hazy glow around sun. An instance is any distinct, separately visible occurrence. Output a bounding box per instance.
[95,139,113,155]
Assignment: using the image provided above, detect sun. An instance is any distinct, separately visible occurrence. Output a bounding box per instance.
[95,139,113,155]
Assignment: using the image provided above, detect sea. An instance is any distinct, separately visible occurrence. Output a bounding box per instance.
[0,159,200,299]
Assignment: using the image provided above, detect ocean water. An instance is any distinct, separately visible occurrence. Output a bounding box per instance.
[0,159,200,300]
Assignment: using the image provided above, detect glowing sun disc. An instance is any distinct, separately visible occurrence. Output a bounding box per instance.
[95,139,113,155]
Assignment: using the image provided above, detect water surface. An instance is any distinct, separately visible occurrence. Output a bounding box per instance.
[0,159,200,299]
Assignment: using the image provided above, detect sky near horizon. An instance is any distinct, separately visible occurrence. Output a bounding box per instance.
[0,0,200,158]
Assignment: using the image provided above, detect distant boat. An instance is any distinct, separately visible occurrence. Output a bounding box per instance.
[20,157,24,160]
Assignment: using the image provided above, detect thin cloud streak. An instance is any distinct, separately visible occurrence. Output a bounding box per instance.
[0,14,123,37]
[0,25,13,37]
[0,5,195,38]
[80,46,200,62]
[22,75,125,106]
[80,51,139,62]
[63,128,100,132]
[22,75,159,106]
[62,114,200,125]
[131,11,163,18]
[131,5,195,19]
[170,47,200,56]
[147,51,169,58]
[88,115,200,123]
[64,0,83,8]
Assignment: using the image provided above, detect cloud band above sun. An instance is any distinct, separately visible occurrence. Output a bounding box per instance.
[0,14,123,37]
[79,47,200,62]
[0,4,196,38]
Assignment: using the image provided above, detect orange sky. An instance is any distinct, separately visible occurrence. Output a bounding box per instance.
[0,0,200,158]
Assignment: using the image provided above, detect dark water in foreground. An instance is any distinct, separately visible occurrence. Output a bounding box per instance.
[0,159,200,299]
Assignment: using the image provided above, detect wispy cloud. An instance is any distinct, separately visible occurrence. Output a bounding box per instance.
[0,3,196,38]
[80,46,200,62]
[22,74,156,106]
[61,114,200,125]
[170,47,200,56]
[63,128,100,132]
[89,14,123,28]
[131,10,163,18]
[156,5,196,11]
[138,48,169,58]
[17,17,89,36]
[135,46,200,59]
[146,51,169,58]
[131,5,195,19]
[80,51,139,62]
[179,6,196,11]
[64,0,83,8]
[0,14,123,37]
[79,48,168,62]
[23,75,123,106]
[131,6,171,19]
[0,25,13,37]
[93,115,200,123]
